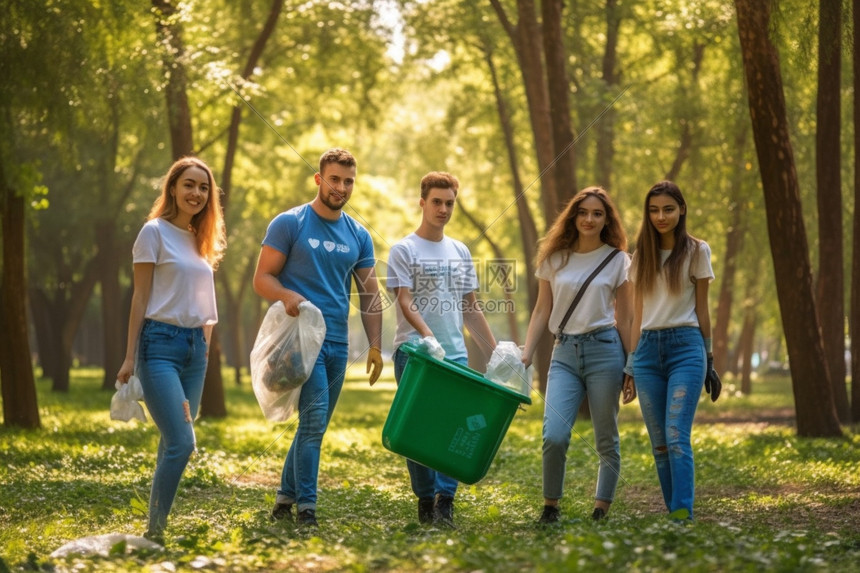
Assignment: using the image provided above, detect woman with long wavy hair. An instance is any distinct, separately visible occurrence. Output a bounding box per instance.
[117,156,226,543]
[522,186,634,524]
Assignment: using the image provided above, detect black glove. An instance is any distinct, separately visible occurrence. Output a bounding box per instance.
[704,354,721,402]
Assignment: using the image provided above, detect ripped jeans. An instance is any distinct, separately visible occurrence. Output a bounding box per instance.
[137,319,208,535]
[633,327,705,517]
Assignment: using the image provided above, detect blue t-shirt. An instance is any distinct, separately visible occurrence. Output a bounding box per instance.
[261,204,375,343]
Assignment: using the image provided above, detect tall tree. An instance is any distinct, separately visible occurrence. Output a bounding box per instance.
[735,0,841,436]
[814,0,849,422]
[852,0,860,423]
[489,0,563,222]
[0,160,39,428]
[216,0,285,386]
[151,0,227,416]
[713,119,750,376]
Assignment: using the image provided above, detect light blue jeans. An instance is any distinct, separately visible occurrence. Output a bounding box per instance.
[393,347,460,499]
[633,327,706,518]
[542,327,625,503]
[277,340,348,512]
[137,319,208,535]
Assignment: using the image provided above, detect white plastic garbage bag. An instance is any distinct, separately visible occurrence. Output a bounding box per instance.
[50,533,163,558]
[110,376,146,422]
[485,341,532,396]
[251,300,326,422]
[414,336,445,360]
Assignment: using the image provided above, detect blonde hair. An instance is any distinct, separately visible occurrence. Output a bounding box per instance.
[148,156,226,268]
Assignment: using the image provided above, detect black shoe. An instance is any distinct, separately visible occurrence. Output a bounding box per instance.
[297,508,318,527]
[433,495,455,528]
[538,505,560,524]
[418,497,435,524]
[271,502,294,522]
[591,507,607,521]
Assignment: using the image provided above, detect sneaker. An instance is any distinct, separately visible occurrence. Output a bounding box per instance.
[143,529,165,546]
[433,495,455,528]
[297,508,318,527]
[271,502,294,522]
[418,497,435,524]
[591,507,607,521]
[538,505,560,524]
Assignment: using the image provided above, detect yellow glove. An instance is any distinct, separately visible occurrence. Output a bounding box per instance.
[367,346,383,385]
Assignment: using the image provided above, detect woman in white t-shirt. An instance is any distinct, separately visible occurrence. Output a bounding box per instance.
[116,157,226,543]
[625,180,717,521]
[522,186,634,524]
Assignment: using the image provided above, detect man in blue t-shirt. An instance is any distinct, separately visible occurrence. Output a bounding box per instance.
[253,148,383,527]
[387,171,497,528]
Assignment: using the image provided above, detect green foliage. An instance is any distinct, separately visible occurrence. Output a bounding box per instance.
[1,368,858,571]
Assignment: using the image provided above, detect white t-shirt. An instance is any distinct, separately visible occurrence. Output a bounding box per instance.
[132,218,218,328]
[536,243,630,336]
[635,241,714,330]
[387,233,479,361]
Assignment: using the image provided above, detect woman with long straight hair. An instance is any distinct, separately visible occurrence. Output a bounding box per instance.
[522,186,634,523]
[117,156,226,543]
[625,180,716,520]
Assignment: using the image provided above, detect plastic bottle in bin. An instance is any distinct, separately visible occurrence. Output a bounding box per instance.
[485,341,532,396]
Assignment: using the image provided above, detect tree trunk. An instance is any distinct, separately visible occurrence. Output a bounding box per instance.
[97,224,126,390]
[482,38,548,391]
[456,201,521,344]
[852,0,860,423]
[739,299,757,395]
[152,0,194,157]
[713,122,749,376]
[815,0,849,422]
[735,0,841,437]
[200,327,227,417]
[217,0,286,388]
[596,0,621,191]
[542,0,577,199]
[490,0,560,222]
[665,43,704,182]
[0,178,40,428]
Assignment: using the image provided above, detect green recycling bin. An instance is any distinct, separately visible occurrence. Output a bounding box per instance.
[382,342,532,484]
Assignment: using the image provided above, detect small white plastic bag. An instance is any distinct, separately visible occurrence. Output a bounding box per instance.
[50,533,163,557]
[485,341,532,396]
[250,300,326,422]
[110,376,146,422]
[414,335,445,360]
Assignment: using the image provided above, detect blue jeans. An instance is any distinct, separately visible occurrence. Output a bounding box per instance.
[277,340,348,512]
[634,327,705,517]
[542,327,624,503]
[137,319,208,535]
[393,347,460,499]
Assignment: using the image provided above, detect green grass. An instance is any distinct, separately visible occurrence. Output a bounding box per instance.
[1,367,858,572]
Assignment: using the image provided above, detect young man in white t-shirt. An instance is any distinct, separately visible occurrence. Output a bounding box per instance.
[386,171,497,528]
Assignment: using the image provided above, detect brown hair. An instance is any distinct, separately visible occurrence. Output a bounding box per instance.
[535,186,628,270]
[420,171,459,199]
[631,180,700,295]
[148,156,226,268]
[319,148,357,175]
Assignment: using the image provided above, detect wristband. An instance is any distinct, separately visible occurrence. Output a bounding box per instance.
[704,337,713,354]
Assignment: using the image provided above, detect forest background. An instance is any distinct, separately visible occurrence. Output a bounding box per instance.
[1,0,859,437]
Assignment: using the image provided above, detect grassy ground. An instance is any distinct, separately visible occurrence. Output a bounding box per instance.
[1,367,858,572]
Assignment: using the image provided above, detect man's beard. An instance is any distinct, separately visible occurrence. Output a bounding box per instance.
[321,191,346,211]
